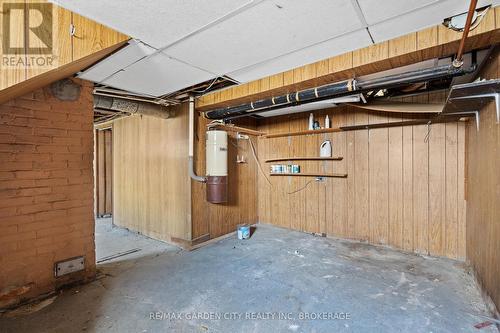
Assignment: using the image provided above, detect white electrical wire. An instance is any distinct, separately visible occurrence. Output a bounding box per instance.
[247,137,317,195]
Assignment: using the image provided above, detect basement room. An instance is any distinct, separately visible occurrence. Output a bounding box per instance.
[0,0,499,332]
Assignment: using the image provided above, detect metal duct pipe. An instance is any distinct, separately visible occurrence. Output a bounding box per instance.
[205,79,354,120]
[93,95,174,119]
[453,0,478,67]
[189,96,207,183]
[204,63,474,120]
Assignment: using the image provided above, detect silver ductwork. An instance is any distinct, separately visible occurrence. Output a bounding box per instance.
[94,95,174,119]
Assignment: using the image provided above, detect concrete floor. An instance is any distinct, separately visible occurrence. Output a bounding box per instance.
[0,218,496,333]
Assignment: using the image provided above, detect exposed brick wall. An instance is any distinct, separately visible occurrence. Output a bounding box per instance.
[0,79,95,309]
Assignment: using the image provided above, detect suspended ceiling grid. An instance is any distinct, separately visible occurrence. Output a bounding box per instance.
[51,0,500,97]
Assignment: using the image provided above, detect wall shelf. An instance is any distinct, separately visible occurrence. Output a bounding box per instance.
[270,173,347,178]
[265,157,343,162]
[264,127,342,139]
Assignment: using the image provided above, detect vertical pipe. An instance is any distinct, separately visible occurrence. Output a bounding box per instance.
[189,96,206,183]
[453,0,478,67]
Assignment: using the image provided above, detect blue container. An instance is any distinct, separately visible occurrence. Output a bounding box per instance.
[237,224,250,240]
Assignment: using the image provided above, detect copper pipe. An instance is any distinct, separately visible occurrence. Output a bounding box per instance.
[453,0,478,67]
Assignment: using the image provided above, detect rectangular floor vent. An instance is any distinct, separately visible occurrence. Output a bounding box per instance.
[54,256,85,277]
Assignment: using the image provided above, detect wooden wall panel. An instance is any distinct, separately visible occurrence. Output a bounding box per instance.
[388,112,403,248]
[113,107,191,241]
[95,128,113,217]
[0,0,25,89]
[256,95,467,260]
[72,13,128,61]
[466,48,500,311]
[0,1,128,90]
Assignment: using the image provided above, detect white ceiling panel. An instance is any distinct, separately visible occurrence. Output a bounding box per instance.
[101,53,215,96]
[369,0,499,43]
[165,0,363,75]
[229,29,372,83]
[50,0,253,48]
[356,0,441,25]
[78,40,156,83]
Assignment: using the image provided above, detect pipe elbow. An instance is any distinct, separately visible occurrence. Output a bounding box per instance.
[189,156,206,183]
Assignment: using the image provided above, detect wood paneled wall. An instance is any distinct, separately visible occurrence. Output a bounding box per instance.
[0,0,128,90]
[191,116,258,240]
[197,7,500,110]
[95,128,112,217]
[257,92,467,260]
[466,48,500,311]
[112,107,191,242]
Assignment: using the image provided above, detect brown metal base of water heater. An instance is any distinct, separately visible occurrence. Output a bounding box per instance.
[206,176,227,203]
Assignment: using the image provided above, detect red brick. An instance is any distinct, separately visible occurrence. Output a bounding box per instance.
[0,196,34,208]
[15,170,50,179]
[16,187,51,197]
[0,188,18,198]
[0,133,16,142]
[0,125,33,136]
[17,202,52,215]
[18,219,66,233]
[36,225,73,238]
[0,231,36,243]
[0,171,15,180]
[0,241,17,253]
[34,127,66,136]
[53,199,91,210]
[34,209,67,221]
[2,214,35,226]
[0,206,17,217]
[0,143,35,152]
[36,145,69,153]
[34,193,66,203]
[2,152,51,162]
[52,137,81,145]
[50,121,82,130]
[33,161,68,170]
[51,153,82,162]
[0,179,36,189]
[17,236,53,250]
[0,79,94,308]
[67,206,92,216]
[50,169,81,178]
[0,161,33,171]
[35,178,67,187]
[34,110,67,121]
[14,99,52,111]
[27,118,51,128]
[15,134,51,145]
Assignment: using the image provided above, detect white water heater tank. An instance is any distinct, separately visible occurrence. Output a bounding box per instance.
[206,130,228,176]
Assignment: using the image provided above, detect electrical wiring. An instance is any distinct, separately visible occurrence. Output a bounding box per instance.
[247,137,317,195]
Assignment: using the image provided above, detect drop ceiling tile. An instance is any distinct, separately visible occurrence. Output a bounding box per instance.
[368,0,499,43]
[229,29,373,83]
[50,0,253,48]
[356,0,440,25]
[101,52,215,96]
[78,40,156,83]
[165,0,363,75]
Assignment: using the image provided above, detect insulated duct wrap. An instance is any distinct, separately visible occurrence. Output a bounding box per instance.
[205,80,354,120]
[94,95,173,119]
[203,63,474,120]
